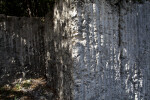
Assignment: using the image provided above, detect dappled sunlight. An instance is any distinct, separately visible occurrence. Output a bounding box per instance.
[0,15,46,86]
[71,0,150,100]
[0,0,149,100]
[0,77,55,100]
[0,15,59,100]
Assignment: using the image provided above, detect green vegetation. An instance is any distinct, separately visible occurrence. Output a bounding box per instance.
[0,78,47,99]
[22,80,31,89]
[15,83,21,91]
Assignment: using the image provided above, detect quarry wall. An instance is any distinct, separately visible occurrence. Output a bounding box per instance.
[0,0,150,100]
[55,0,150,99]
[0,15,46,85]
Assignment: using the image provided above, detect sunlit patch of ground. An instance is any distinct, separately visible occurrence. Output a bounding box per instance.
[0,78,55,100]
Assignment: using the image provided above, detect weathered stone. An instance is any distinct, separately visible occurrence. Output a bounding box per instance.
[53,0,150,99]
[0,0,150,100]
[0,15,46,85]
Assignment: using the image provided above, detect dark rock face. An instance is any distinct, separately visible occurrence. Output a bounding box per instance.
[0,0,150,100]
[0,7,73,99]
[107,0,120,5]
[0,15,46,85]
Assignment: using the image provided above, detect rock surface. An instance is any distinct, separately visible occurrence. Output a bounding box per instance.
[0,0,150,100]
[0,15,46,85]
[53,0,150,99]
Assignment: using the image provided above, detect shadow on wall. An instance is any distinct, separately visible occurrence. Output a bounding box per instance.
[0,15,46,86]
[44,1,73,100]
[0,1,73,99]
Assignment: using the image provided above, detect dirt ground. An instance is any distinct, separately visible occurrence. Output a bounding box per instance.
[0,78,58,100]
